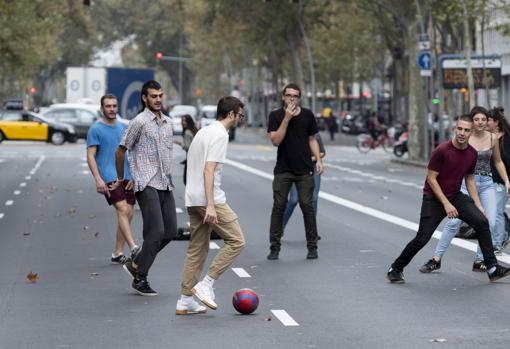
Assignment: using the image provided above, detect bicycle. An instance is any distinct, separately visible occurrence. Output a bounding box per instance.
[356,129,394,153]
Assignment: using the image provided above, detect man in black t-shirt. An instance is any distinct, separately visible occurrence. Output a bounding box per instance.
[266,83,324,260]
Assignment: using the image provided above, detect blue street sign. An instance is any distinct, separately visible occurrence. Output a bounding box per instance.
[418,51,432,70]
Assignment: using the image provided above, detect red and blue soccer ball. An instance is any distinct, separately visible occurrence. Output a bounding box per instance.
[232,288,259,314]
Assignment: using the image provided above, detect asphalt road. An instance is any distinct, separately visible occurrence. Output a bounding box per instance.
[1,129,510,349]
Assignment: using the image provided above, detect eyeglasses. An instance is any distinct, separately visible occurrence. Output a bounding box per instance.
[284,94,300,99]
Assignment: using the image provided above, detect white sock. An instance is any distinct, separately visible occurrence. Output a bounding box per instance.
[488,266,496,274]
[112,252,123,258]
[180,295,194,303]
[203,274,215,287]
[131,245,139,253]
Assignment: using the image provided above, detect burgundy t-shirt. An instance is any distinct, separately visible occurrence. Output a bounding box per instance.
[423,141,478,198]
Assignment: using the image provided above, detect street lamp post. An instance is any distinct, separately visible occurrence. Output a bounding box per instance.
[156,52,190,104]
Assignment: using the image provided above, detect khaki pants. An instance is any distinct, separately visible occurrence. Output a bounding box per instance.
[181,203,245,296]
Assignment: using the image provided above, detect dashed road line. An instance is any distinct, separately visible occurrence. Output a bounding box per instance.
[5,200,14,206]
[0,213,4,219]
[231,268,251,278]
[271,310,299,326]
[209,242,220,249]
[25,176,31,180]
[29,155,46,175]
[13,190,20,195]
[19,182,26,187]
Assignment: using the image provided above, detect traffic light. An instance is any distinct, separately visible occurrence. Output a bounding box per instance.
[30,86,37,95]
[156,52,164,61]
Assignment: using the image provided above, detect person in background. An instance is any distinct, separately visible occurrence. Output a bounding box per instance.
[86,94,140,265]
[174,114,198,185]
[488,107,510,254]
[282,133,325,239]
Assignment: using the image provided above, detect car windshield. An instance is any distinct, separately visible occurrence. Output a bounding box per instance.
[202,111,216,119]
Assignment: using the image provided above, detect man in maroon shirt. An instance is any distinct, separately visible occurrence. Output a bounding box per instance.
[387,114,510,283]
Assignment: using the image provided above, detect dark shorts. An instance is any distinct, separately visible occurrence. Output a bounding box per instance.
[104,180,136,206]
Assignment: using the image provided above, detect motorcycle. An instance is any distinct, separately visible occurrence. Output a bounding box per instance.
[393,131,408,157]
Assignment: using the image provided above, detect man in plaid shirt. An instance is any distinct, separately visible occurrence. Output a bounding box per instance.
[115,80,177,296]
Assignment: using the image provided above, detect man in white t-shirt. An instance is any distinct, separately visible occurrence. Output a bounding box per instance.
[176,96,246,315]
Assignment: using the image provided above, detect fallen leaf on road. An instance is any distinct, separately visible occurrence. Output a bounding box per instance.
[264,316,272,321]
[89,272,99,278]
[26,272,39,283]
[23,232,30,236]
[83,225,89,230]
[94,232,100,238]
[68,207,77,216]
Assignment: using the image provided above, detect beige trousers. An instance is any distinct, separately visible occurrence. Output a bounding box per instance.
[181,203,245,295]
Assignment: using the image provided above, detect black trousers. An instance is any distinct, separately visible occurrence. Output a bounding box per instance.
[269,172,318,250]
[134,187,177,278]
[392,193,497,271]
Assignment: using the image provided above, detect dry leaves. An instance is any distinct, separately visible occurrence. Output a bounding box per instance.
[89,272,99,279]
[264,316,272,321]
[26,272,39,283]
[68,207,77,216]
[83,225,89,231]
[94,232,100,238]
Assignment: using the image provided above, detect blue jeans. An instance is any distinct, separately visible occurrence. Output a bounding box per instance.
[434,175,496,261]
[494,182,509,249]
[282,168,320,229]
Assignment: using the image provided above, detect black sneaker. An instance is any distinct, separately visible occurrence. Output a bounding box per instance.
[488,265,510,282]
[387,267,405,283]
[111,254,128,264]
[130,245,141,260]
[132,278,158,296]
[267,249,279,260]
[419,258,441,273]
[306,248,318,259]
[472,260,487,272]
[123,259,137,280]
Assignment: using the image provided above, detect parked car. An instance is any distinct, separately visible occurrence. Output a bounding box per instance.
[2,99,23,110]
[0,110,77,145]
[170,105,197,135]
[198,105,217,128]
[42,103,129,139]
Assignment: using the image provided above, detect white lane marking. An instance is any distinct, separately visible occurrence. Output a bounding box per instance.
[232,268,251,278]
[80,163,89,167]
[0,213,4,219]
[210,242,220,249]
[81,170,90,175]
[13,190,21,195]
[19,182,26,187]
[29,155,46,175]
[0,159,4,163]
[271,310,299,326]
[225,159,510,265]
[5,200,14,206]
[25,176,31,180]
[176,207,183,213]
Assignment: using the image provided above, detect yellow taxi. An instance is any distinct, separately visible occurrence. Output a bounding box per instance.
[0,110,77,145]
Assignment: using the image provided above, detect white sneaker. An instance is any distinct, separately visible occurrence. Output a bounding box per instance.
[175,299,207,315]
[191,281,217,310]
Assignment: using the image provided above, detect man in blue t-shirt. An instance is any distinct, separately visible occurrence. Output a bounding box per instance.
[86,94,140,264]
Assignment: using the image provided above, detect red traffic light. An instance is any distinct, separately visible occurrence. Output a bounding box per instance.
[156,52,164,61]
[30,86,37,94]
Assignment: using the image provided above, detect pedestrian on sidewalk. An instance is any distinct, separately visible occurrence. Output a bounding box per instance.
[176,96,245,315]
[267,83,324,261]
[86,94,140,265]
[115,80,177,296]
[419,106,510,274]
[387,114,510,284]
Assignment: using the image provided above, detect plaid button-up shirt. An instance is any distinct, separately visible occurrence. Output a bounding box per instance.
[120,108,174,192]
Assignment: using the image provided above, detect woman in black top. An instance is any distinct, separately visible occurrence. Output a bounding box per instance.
[489,107,510,253]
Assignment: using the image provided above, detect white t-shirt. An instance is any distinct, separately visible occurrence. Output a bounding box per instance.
[185,121,229,207]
